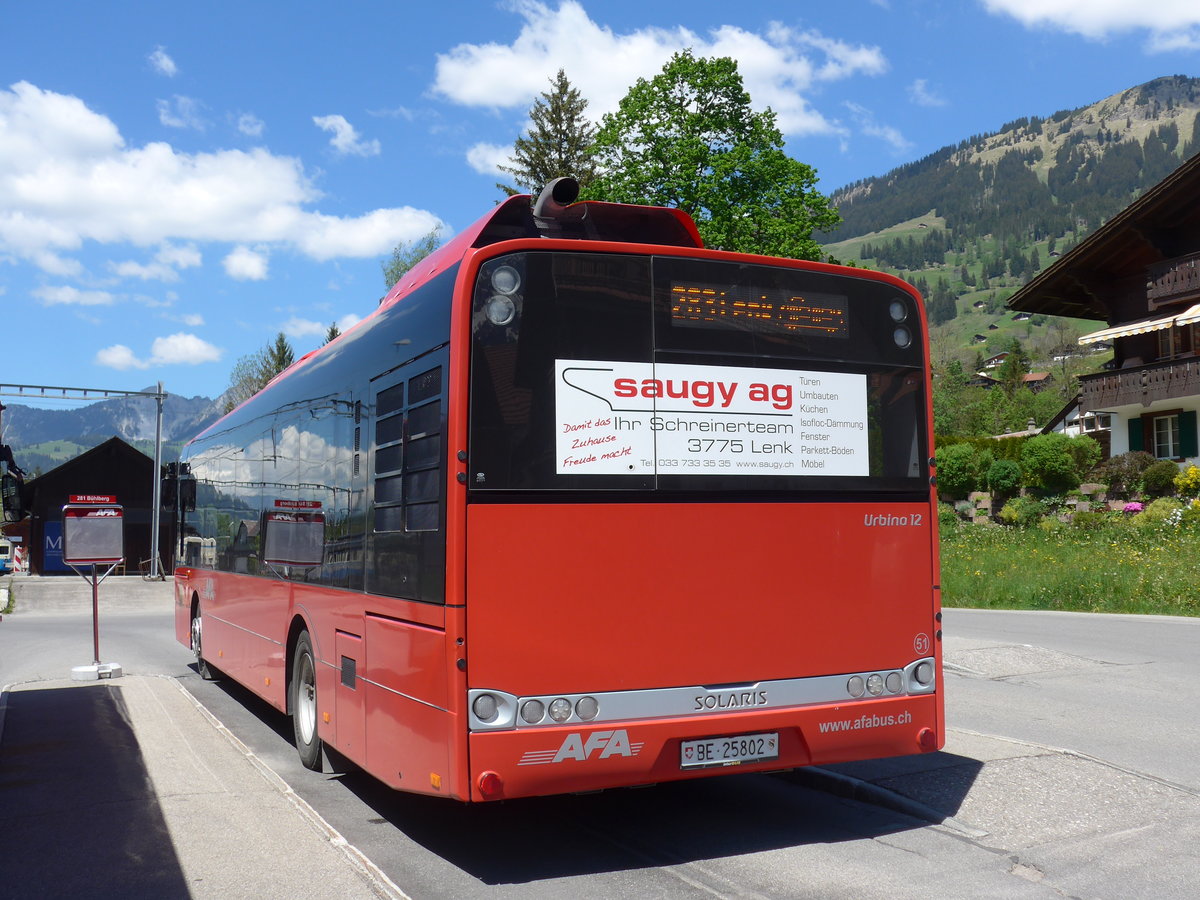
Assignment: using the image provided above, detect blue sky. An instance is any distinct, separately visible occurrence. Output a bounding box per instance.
[2,0,1199,407]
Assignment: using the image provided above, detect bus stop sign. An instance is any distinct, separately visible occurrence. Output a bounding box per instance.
[62,503,125,566]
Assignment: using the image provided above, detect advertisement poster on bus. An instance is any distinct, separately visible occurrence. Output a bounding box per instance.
[555,359,869,477]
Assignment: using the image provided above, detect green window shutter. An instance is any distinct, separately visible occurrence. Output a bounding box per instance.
[1180,410,1198,458]
[1127,416,1144,452]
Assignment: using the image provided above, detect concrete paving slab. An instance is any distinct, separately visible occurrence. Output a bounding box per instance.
[0,676,404,900]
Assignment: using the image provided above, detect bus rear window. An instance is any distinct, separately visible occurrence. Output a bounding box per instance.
[468,251,927,495]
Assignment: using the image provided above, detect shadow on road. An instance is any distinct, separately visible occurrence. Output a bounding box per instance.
[0,683,191,900]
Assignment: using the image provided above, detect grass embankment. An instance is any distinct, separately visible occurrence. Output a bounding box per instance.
[940,518,1200,617]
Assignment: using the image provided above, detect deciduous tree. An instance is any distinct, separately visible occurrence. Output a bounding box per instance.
[382,228,443,290]
[223,332,296,412]
[586,50,839,260]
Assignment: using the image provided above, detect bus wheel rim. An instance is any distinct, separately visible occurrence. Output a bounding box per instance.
[297,655,316,743]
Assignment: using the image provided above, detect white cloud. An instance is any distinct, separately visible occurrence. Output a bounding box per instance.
[282,316,327,338]
[312,114,381,157]
[95,332,222,370]
[96,344,147,370]
[908,78,947,108]
[432,1,887,137]
[148,46,178,77]
[0,82,446,273]
[844,102,913,154]
[367,105,415,121]
[292,208,442,261]
[237,113,265,137]
[33,285,115,306]
[983,0,1200,47]
[180,313,204,327]
[157,95,206,130]
[111,241,202,281]
[466,142,512,176]
[149,332,222,365]
[223,245,268,280]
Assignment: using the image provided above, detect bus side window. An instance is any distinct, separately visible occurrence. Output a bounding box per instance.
[368,358,447,603]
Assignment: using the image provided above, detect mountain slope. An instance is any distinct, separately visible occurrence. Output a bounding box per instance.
[819,75,1200,368]
[0,391,224,474]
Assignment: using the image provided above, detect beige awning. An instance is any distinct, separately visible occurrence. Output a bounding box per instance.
[1171,302,1200,326]
[1077,303,1200,345]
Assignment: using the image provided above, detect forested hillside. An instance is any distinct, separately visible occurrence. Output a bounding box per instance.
[820,75,1200,381]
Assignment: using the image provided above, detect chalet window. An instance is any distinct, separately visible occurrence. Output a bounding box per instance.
[1128,409,1198,459]
[1154,414,1180,459]
[1156,324,1198,360]
[1080,413,1111,432]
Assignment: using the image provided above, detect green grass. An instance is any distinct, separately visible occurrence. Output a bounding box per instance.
[940,518,1200,616]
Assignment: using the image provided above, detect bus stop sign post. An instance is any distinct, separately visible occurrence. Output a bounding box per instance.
[62,501,125,681]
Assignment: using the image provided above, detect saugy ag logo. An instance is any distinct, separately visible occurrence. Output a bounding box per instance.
[518,730,644,766]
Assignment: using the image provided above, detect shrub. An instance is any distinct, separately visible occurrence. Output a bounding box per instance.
[1064,435,1102,478]
[986,459,1022,498]
[937,503,960,538]
[935,443,981,500]
[1134,497,1183,526]
[1020,433,1086,496]
[998,495,1047,526]
[1070,510,1108,530]
[1174,464,1200,497]
[1142,460,1180,497]
[1094,451,1156,496]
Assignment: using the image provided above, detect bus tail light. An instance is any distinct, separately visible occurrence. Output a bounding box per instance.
[473,693,499,722]
[469,689,518,729]
[520,699,546,723]
[548,698,572,723]
[575,696,599,721]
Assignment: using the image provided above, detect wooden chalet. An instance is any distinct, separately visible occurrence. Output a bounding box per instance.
[1009,151,1200,462]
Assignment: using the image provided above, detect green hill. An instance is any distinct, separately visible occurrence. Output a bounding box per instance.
[820,75,1200,373]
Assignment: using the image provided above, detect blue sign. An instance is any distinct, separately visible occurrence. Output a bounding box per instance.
[43,520,68,572]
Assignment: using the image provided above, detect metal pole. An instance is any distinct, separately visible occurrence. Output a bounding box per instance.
[91,564,101,665]
[149,382,164,579]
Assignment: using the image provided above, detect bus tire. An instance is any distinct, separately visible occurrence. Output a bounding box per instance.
[191,600,219,681]
[291,630,323,770]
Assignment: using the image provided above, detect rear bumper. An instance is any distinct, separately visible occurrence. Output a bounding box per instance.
[467,693,941,801]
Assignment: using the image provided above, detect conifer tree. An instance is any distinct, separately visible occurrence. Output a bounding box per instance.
[497,69,597,197]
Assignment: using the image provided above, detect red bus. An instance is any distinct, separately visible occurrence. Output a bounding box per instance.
[174,178,943,802]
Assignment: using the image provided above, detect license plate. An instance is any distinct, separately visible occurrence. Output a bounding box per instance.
[680,732,779,770]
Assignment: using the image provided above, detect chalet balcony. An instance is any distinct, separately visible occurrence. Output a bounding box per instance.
[1148,251,1200,309]
[1079,356,1200,411]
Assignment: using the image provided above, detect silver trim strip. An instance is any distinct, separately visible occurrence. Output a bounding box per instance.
[469,658,937,731]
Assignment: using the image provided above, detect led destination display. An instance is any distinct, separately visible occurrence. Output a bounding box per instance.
[669,282,849,338]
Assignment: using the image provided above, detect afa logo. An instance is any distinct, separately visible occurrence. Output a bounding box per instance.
[518,730,644,766]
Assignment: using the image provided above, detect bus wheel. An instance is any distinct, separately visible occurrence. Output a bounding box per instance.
[291,631,322,770]
[191,601,219,681]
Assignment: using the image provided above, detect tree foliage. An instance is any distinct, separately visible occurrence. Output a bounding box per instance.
[586,50,839,260]
[497,69,597,197]
[223,332,296,412]
[382,228,442,290]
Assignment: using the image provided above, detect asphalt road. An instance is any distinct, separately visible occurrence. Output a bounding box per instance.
[2,576,1198,899]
